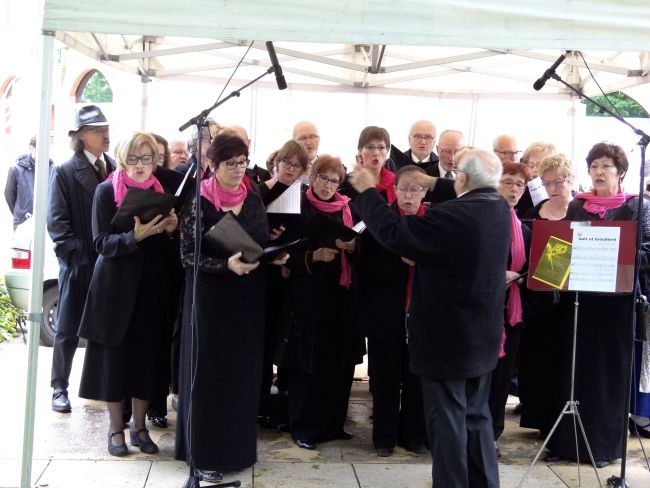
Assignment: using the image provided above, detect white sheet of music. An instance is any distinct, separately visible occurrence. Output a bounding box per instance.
[528,177,548,207]
[266,179,302,214]
[352,221,366,233]
[568,223,620,292]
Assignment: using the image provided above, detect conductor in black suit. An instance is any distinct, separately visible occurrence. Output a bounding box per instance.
[349,148,510,488]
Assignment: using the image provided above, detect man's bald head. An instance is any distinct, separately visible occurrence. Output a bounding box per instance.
[493,134,521,163]
[227,125,251,147]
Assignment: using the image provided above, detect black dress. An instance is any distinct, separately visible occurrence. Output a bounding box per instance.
[518,201,563,436]
[175,192,269,472]
[79,182,174,403]
[547,196,650,462]
[279,194,365,443]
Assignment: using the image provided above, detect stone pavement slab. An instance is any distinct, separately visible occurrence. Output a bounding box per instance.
[0,459,49,488]
[253,462,358,488]
[34,459,151,488]
[353,463,432,487]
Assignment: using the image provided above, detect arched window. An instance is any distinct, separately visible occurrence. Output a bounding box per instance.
[583,91,649,118]
[75,70,113,103]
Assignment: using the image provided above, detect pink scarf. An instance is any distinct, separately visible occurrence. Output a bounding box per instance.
[399,204,426,311]
[575,188,636,218]
[507,209,525,326]
[375,167,397,204]
[109,170,164,206]
[305,187,353,288]
[200,176,248,211]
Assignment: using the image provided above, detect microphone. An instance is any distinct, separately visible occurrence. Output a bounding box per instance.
[533,52,567,91]
[265,41,288,90]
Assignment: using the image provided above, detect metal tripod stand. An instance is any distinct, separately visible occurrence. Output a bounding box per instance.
[517,292,603,488]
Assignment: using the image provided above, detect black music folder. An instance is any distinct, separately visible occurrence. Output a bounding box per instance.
[303,213,359,246]
[111,187,177,228]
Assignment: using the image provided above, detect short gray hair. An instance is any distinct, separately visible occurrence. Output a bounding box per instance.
[457,149,502,189]
[187,118,222,156]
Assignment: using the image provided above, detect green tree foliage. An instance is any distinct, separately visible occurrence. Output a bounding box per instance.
[79,71,113,103]
[583,91,649,118]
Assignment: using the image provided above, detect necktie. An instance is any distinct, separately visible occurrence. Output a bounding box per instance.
[95,159,107,180]
[444,171,454,180]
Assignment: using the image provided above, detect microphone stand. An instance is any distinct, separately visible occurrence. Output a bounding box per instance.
[548,70,650,488]
[178,65,278,488]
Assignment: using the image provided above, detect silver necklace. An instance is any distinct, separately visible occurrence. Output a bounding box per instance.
[546,204,563,220]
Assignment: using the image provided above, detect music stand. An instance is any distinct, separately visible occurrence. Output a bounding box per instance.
[517,220,637,488]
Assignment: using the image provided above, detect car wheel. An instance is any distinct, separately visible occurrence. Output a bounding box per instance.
[40,285,58,347]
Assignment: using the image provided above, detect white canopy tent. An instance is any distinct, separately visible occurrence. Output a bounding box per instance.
[18,1,650,486]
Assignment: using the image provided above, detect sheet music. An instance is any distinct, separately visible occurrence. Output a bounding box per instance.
[352,221,366,233]
[528,177,548,207]
[568,224,620,292]
[267,179,302,214]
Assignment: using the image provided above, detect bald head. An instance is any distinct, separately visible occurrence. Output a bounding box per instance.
[493,134,520,163]
[408,120,437,161]
[293,120,320,161]
[437,130,465,172]
[227,125,250,147]
[455,148,502,195]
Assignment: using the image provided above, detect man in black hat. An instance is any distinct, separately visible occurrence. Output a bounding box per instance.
[47,105,116,413]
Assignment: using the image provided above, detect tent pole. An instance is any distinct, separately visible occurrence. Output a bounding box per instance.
[20,29,55,488]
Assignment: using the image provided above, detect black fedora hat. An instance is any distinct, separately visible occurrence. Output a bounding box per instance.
[68,105,109,137]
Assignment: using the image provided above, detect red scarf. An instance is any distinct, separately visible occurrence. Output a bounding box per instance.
[305,187,353,288]
[399,204,426,311]
[109,170,164,206]
[507,209,525,326]
[200,176,248,211]
[242,173,253,190]
[375,167,397,204]
[575,187,636,218]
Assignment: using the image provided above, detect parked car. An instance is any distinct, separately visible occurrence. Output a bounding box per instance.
[5,216,60,346]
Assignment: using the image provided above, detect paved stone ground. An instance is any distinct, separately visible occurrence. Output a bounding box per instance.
[2,340,649,487]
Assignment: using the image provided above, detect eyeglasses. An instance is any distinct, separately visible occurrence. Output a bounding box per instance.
[86,127,109,135]
[363,144,388,153]
[126,154,154,165]
[500,178,526,190]
[438,149,458,158]
[223,157,249,170]
[315,173,340,187]
[280,159,303,171]
[495,150,522,158]
[542,178,568,188]
[396,185,425,194]
[411,134,434,142]
[588,163,616,173]
[297,134,320,142]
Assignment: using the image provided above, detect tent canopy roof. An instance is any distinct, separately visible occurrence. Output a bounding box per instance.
[44,1,650,96]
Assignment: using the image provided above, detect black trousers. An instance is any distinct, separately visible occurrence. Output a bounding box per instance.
[488,324,522,440]
[50,318,80,390]
[368,339,427,449]
[288,364,354,443]
[420,372,499,488]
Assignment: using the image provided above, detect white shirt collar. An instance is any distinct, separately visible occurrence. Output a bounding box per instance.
[83,150,105,168]
[411,151,431,163]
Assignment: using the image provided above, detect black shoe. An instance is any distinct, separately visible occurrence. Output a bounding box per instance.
[130,427,159,454]
[405,444,428,455]
[339,431,354,440]
[108,431,128,457]
[295,439,316,450]
[149,416,168,429]
[629,417,650,439]
[376,447,393,457]
[196,469,223,482]
[52,388,71,413]
[595,460,610,468]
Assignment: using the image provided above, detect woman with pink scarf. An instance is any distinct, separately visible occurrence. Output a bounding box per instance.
[545,142,650,467]
[280,155,365,450]
[78,132,179,457]
[488,162,531,458]
[175,133,270,482]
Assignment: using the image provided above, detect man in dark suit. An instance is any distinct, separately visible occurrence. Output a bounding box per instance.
[388,119,438,174]
[47,105,116,413]
[349,148,510,488]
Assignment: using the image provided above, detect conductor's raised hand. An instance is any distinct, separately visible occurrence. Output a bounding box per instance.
[411,172,436,192]
[312,247,339,263]
[133,214,165,242]
[228,251,260,276]
[348,167,375,193]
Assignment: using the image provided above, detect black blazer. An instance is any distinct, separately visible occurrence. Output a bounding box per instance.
[354,186,511,380]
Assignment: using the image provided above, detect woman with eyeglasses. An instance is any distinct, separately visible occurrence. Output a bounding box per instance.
[545,142,650,468]
[175,133,271,481]
[518,154,574,439]
[78,132,179,457]
[340,126,397,210]
[356,164,429,457]
[278,154,365,450]
[488,162,531,458]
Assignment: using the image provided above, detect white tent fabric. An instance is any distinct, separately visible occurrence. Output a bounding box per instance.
[43,0,650,50]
